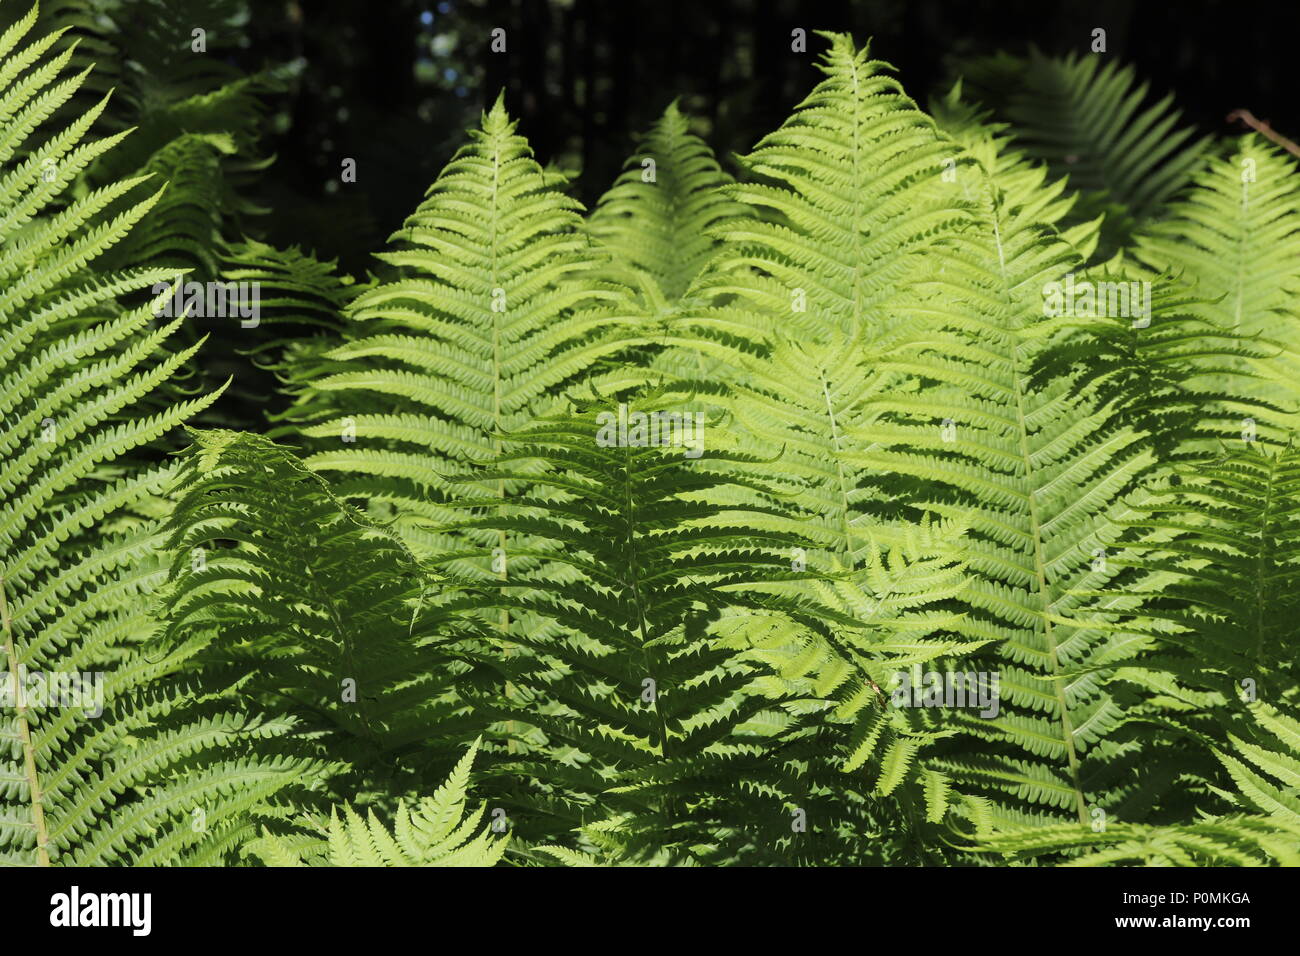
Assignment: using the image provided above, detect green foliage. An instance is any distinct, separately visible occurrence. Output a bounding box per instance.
[1134,140,1300,417]
[246,740,508,867]
[430,397,854,864]
[277,95,633,559]
[958,48,1211,254]
[0,5,313,865]
[964,704,1300,865]
[3,9,1297,869]
[158,429,483,804]
[587,100,744,312]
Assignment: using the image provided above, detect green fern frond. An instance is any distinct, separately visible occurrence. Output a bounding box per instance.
[588,100,744,310]
[700,32,967,346]
[222,237,361,335]
[246,740,507,867]
[959,48,1211,251]
[432,396,859,863]
[849,111,1204,829]
[0,12,313,866]
[280,94,634,561]
[159,429,483,797]
[965,704,1300,865]
[1134,138,1300,422]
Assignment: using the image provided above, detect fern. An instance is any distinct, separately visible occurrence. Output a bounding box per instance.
[245,740,507,867]
[5,18,1296,871]
[701,32,965,346]
[587,101,744,312]
[584,101,748,392]
[1134,138,1300,421]
[159,429,487,803]
[431,396,864,864]
[965,704,1300,865]
[958,48,1210,252]
[280,95,632,560]
[849,107,1200,830]
[0,6,313,865]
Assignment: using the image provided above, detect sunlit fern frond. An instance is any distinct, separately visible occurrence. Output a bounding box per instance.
[697,32,968,350]
[278,94,634,563]
[245,740,508,866]
[848,116,1199,831]
[1134,138,1300,426]
[587,100,744,311]
[0,8,316,866]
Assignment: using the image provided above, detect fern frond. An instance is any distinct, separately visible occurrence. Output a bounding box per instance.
[280,94,634,561]
[959,48,1210,251]
[432,396,860,863]
[965,704,1300,865]
[1134,138,1300,423]
[0,13,313,866]
[699,32,967,346]
[159,429,484,798]
[246,741,507,866]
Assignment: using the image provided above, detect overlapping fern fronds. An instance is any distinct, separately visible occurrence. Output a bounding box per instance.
[963,704,1300,865]
[245,740,508,867]
[4,13,1296,871]
[159,429,487,803]
[850,113,1202,831]
[429,396,868,864]
[958,48,1211,252]
[0,5,314,866]
[1134,138,1300,423]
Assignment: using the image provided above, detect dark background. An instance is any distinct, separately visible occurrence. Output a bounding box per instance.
[241,0,1298,273]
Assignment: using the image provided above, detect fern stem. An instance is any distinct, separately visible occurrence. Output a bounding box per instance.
[1015,373,1089,826]
[819,366,856,571]
[0,573,51,865]
[991,200,1090,826]
[620,454,671,763]
[485,125,521,757]
[1251,444,1280,668]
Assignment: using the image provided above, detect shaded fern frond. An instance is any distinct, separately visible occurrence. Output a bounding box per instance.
[965,704,1300,865]
[432,396,855,863]
[159,429,484,799]
[959,48,1210,250]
